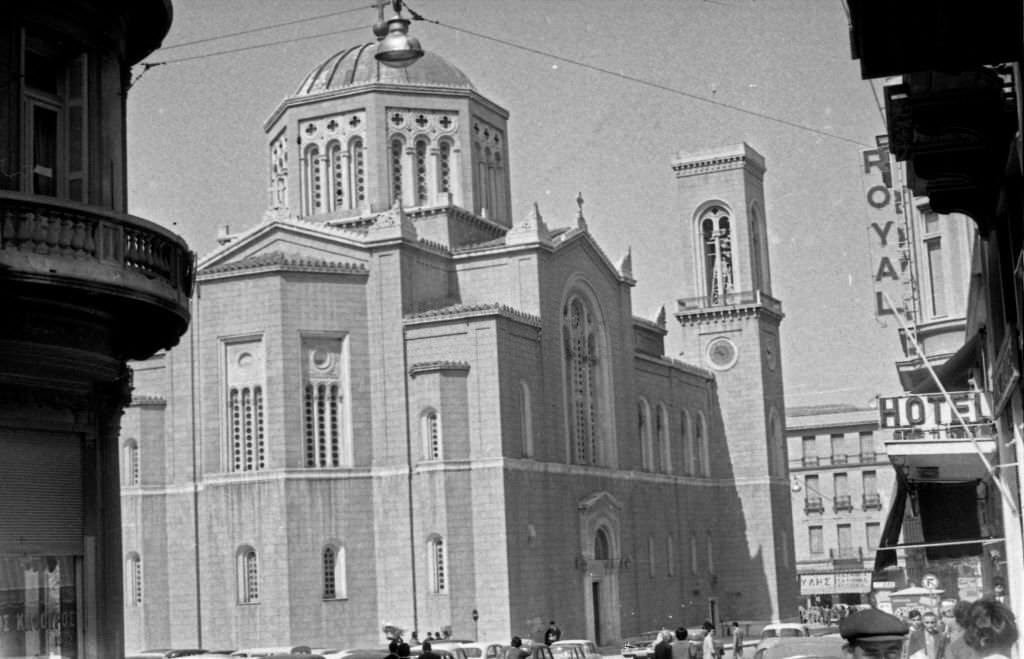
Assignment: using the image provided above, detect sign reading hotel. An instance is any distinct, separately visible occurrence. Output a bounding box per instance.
[878,391,991,430]
[800,571,872,595]
[862,141,908,318]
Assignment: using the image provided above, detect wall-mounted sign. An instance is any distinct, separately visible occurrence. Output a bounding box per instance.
[862,143,910,319]
[991,329,1019,418]
[800,571,872,595]
[878,391,990,430]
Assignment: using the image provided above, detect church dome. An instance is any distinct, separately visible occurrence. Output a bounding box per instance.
[293,43,476,96]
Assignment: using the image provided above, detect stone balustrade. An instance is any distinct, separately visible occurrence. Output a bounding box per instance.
[1,190,194,356]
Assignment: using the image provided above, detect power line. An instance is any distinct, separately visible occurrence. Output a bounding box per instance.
[156,4,375,51]
[142,25,370,66]
[423,18,873,148]
[136,3,874,148]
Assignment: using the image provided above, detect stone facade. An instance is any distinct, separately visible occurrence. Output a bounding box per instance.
[120,42,796,652]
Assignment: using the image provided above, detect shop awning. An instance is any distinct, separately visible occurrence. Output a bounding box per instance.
[874,477,986,572]
[902,332,983,394]
[874,477,908,571]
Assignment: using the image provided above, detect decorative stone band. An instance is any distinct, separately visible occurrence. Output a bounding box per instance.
[0,190,194,301]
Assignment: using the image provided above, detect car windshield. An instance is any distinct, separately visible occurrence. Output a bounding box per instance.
[780,630,804,638]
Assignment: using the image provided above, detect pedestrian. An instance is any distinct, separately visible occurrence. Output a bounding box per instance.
[545,621,563,646]
[671,627,693,659]
[907,611,923,633]
[961,598,1018,659]
[944,601,974,659]
[421,641,442,659]
[731,622,745,659]
[506,636,532,659]
[908,611,947,659]
[397,637,411,659]
[838,607,910,659]
[426,632,435,641]
[701,621,717,659]
[385,640,401,659]
[654,630,673,659]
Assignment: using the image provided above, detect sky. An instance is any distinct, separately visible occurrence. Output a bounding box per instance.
[126,0,910,410]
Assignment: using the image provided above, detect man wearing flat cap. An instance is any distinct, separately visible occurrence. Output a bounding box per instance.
[839,608,910,659]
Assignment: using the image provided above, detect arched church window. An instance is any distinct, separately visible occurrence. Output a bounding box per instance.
[328,142,344,211]
[563,295,605,466]
[700,206,734,304]
[657,403,670,473]
[390,137,404,206]
[304,144,321,216]
[638,399,652,471]
[350,138,365,207]
[594,528,610,561]
[749,205,763,292]
[473,143,483,215]
[681,410,693,475]
[695,411,709,477]
[438,140,452,195]
[415,138,428,205]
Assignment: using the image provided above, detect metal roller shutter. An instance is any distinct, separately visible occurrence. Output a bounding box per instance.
[0,430,83,555]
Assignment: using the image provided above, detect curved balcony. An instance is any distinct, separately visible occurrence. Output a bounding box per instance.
[0,191,194,359]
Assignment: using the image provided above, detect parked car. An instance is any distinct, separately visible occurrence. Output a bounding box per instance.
[551,640,600,659]
[550,644,585,659]
[127,650,209,658]
[427,642,471,659]
[530,645,554,659]
[752,636,844,659]
[755,625,811,653]
[231,647,317,657]
[459,642,507,659]
[622,631,663,659]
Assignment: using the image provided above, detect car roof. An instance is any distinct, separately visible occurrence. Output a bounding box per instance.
[756,637,845,659]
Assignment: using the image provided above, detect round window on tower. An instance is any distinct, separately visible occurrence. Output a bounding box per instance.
[705,337,738,370]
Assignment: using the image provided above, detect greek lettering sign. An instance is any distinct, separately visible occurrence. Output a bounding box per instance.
[878,391,990,430]
[800,571,872,595]
[862,142,909,318]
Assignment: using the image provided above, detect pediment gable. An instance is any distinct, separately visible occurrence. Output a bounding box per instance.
[550,228,634,286]
[198,218,369,274]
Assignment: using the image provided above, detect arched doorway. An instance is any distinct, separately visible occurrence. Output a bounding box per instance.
[577,492,623,646]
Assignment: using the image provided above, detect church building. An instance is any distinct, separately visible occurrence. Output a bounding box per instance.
[120,23,797,652]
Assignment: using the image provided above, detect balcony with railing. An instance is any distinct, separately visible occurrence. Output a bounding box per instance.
[831,453,848,465]
[886,422,998,481]
[802,455,820,467]
[1,191,194,358]
[862,493,883,510]
[833,495,854,513]
[676,289,783,317]
[830,546,865,569]
[804,497,825,514]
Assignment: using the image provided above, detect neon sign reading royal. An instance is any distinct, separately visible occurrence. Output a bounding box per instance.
[878,391,991,430]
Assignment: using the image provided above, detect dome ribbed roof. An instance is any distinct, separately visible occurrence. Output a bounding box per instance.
[294,43,476,96]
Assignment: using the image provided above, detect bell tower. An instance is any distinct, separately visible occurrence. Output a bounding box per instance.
[673,143,797,620]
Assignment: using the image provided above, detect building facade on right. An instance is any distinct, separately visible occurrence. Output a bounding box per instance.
[848,0,1024,634]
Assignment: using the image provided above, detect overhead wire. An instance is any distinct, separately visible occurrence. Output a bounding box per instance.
[156,4,375,51]
[142,25,370,66]
[133,2,874,148]
[421,16,872,148]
